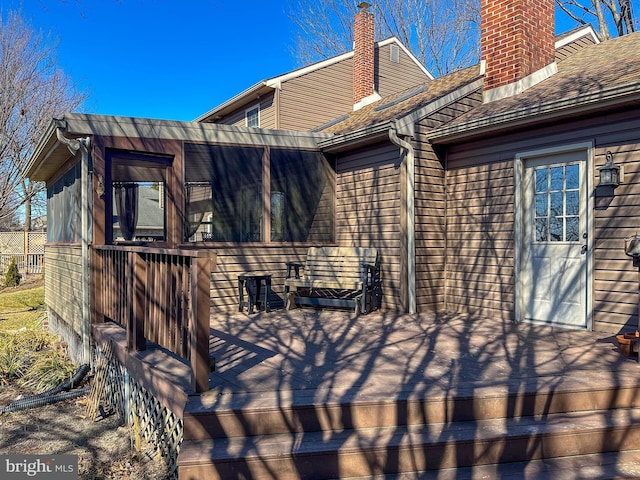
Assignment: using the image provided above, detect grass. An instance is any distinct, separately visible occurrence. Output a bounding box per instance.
[0,278,76,398]
[0,284,46,331]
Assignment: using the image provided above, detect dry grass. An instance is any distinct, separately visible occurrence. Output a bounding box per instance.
[0,278,170,479]
[0,275,46,331]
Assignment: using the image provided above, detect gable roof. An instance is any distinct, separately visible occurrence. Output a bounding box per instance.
[429,31,640,143]
[319,27,637,147]
[194,37,433,123]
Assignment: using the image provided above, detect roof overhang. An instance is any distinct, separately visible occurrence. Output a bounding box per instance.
[428,81,640,144]
[318,122,395,153]
[25,113,332,182]
[193,82,275,123]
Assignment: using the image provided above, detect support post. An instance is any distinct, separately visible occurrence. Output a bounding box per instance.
[129,252,146,352]
[189,256,211,393]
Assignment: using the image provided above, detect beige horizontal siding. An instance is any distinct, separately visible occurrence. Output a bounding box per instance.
[335,142,402,310]
[217,93,276,128]
[593,140,640,332]
[413,91,483,314]
[279,60,353,131]
[444,108,640,332]
[44,245,83,336]
[376,43,432,98]
[210,245,312,311]
[444,158,516,321]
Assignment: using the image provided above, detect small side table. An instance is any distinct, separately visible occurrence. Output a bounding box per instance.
[238,273,272,314]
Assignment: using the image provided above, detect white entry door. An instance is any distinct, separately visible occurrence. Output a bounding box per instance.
[520,150,590,329]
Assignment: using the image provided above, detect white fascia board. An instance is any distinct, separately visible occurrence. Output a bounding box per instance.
[555,25,600,49]
[265,51,354,86]
[193,81,272,122]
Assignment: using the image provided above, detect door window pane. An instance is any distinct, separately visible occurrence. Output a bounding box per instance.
[533,163,581,243]
[535,194,548,217]
[535,169,547,193]
[566,191,579,216]
[566,217,579,242]
[536,218,548,242]
[566,164,579,189]
[549,217,563,242]
[550,192,563,217]
[550,166,564,191]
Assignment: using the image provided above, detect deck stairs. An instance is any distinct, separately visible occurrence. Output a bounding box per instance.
[177,380,640,479]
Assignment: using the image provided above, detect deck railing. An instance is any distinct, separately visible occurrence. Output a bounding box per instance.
[94,245,215,392]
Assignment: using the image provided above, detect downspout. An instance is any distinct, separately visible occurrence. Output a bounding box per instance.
[55,129,92,364]
[389,124,416,314]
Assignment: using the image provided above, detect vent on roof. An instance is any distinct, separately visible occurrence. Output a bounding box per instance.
[390,44,400,63]
[311,114,350,132]
[374,85,428,111]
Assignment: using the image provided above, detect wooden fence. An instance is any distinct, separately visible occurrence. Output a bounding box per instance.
[0,232,46,275]
[94,245,215,393]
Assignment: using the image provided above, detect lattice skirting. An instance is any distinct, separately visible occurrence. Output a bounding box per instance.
[88,341,183,478]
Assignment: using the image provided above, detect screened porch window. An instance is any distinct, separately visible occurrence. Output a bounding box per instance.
[47,161,82,243]
[184,144,333,243]
[109,151,170,243]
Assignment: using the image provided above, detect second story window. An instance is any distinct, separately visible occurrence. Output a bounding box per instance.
[245,105,260,128]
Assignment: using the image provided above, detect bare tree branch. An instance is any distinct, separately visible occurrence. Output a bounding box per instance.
[0,9,86,231]
[556,0,638,40]
[286,0,480,77]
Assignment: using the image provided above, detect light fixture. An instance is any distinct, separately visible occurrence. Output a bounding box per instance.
[597,151,621,187]
[95,174,105,199]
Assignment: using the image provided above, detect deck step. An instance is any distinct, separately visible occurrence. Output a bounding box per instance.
[178,406,640,480]
[182,384,640,441]
[338,450,640,480]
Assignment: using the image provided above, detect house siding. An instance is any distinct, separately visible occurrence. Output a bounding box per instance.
[209,245,313,312]
[44,244,84,360]
[376,43,432,98]
[217,93,277,129]
[335,142,403,311]
[442,108,640,332]
[217,41,431,132]
[414,90,483,313]
[279,60,354,131]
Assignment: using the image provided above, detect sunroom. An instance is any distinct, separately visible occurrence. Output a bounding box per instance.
[25,113,336,372]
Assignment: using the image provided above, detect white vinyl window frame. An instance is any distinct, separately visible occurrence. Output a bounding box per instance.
[245,105,260,128]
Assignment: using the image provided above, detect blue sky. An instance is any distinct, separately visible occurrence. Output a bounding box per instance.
[11,1,581,122]
[13,0,299,121]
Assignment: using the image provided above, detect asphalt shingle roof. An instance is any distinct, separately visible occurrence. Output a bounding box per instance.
[321,30,640,138]
[447,30,640,127]
[321,66,482,135]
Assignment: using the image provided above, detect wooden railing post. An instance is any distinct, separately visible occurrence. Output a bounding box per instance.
[129,252,146,352]
[190,256,211,393]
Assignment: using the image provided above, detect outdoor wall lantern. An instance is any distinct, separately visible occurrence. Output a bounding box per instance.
[95,174,105,199]
[598,151,621,187]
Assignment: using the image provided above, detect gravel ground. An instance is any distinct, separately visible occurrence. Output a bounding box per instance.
[0,393,170,479]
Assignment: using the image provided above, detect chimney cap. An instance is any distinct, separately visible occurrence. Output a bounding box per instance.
[358,2,371,10]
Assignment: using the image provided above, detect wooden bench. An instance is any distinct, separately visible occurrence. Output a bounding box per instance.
[284,246,380,314]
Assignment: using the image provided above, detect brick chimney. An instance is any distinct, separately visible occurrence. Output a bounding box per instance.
[481,0,556,102]
[353,2,375,107]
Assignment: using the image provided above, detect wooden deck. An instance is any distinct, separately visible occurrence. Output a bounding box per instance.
[95,308,640,478]
[200,309,640,408]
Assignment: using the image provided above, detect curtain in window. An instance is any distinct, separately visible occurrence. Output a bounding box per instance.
[114,182,139,241]
[185,182,213,240]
